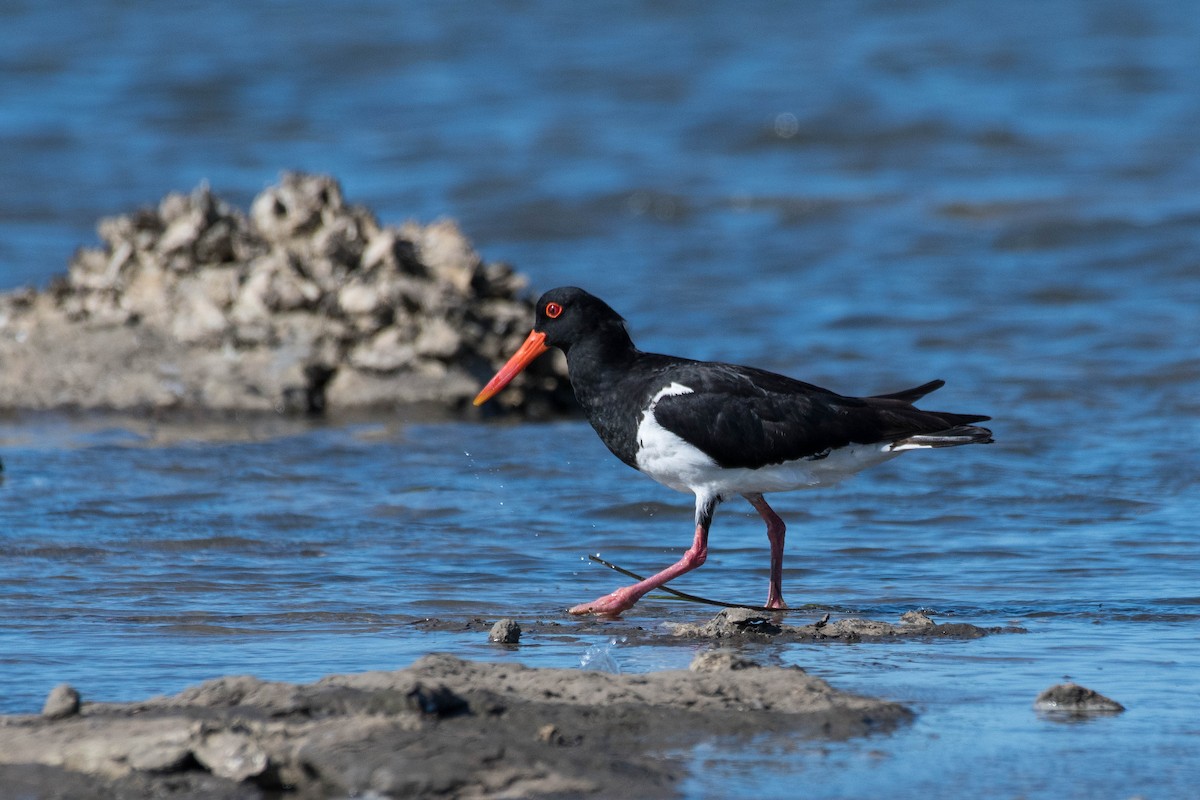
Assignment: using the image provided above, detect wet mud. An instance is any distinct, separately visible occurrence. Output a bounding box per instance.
[411,607,1025,645]
[0,652,911,799]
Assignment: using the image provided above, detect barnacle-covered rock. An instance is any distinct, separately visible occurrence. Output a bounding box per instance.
[0,173,569,416]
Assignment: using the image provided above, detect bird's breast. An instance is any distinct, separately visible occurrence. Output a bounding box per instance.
[634,382,715,493]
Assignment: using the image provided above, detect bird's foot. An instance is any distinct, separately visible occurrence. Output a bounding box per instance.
[568,588,640,616]
[764,594,787,611]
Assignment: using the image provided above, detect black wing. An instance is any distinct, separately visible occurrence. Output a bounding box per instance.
[651,363,989,470]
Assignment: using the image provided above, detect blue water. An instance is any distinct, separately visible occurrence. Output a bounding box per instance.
[2,1,1200,797]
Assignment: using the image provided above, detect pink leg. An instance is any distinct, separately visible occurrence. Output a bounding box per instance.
[569,495,716,616]
[744,493,787,609]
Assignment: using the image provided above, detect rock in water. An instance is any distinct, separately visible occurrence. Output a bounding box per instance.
[487,618,522,644]
[0,173,571,417]
[1034,683,1125,716]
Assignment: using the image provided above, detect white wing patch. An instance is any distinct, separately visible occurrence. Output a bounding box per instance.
[634,383,711,493]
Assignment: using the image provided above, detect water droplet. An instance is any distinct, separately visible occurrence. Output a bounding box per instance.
[580,636,626,673]
[774,111,799,138]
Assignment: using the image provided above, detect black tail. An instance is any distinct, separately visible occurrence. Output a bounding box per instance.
[871,379,946,404]
[862,379,993,450]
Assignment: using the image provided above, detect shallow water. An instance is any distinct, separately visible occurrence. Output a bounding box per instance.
[3,0,1200,797]
[2,408,1197,797]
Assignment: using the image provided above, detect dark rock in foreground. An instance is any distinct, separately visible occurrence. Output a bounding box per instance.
[0,653,911,799]
[40,684,81,720]
[0,174,570,416]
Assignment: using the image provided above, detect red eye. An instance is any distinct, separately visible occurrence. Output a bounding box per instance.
[545,302,563,319]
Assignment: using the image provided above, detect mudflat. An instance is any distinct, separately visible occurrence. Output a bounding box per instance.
[0,649,912,799]
[0,608,1021,798]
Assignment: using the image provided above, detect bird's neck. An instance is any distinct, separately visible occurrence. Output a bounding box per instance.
[565,324,637,376]
[564,325,640,407]
[564,325,644,468]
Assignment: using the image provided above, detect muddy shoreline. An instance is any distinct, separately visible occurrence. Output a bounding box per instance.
[0,609,1021,799]
[0,652,910,799]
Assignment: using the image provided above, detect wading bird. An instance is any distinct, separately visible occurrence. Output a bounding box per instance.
[475,287,992,615]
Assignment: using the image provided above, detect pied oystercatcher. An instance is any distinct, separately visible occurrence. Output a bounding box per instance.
[474,287,993,615]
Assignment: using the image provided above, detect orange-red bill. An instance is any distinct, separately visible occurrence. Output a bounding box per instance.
[473,329,549,406]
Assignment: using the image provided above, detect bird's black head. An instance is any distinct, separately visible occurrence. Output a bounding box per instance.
[474,286,630,406]
[531,286,628,354]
